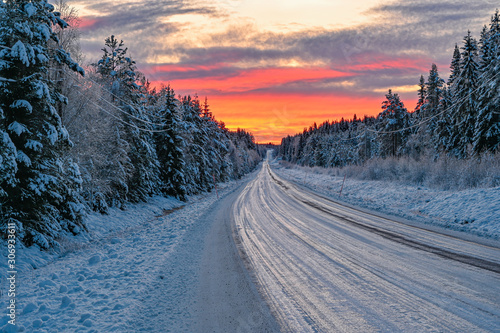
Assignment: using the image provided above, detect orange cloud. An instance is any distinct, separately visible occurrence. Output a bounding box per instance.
[79,17,99,29]
[344,54,430,73]
[149,66,353,94]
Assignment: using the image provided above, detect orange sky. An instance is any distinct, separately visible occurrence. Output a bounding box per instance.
[147,61,421,143]
[207,94,400,144]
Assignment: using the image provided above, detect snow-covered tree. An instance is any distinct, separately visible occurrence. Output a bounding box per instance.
[425,64,445,119]
[414,75,426,117]
[95,36,160,203]
[474,10,500,154]
[377,90,411,157]
[448,44,461,86]
[448,31,480,158]
[154,85,186,200]
[433,86,453,154]
[181,95,212,194]
[0,0,86,247]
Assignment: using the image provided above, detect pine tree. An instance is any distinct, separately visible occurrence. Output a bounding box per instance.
[448,31,480,158]
[181,95,212,194]
[377,90,411,157]
[154,85,186,200]
[473,10,500,154]
[0,109,17,203]
[423,64,446,148]
[200,97,231,183]
[425,64,445,119]
[436,44,461,156]
[414,75,426,117]
[95,36,160,203]
[448,44,461,86]
[0,0,86,247]
[433,86,453,154]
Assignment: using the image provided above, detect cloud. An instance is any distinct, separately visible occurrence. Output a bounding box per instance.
[180,1,494,97]
[73,0,223,62]
[78,0,220,29]
[68,0,498,141]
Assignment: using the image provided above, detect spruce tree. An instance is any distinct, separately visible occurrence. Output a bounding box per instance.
[154,85,186,200]
[414,75,426,118]
[474,10,500,154]
[448,44,462,86]
[424,64,445,145]
[96,36,160,203]
[0,0,85,247]
[425,64,445,118]
[448,31,480,158]
[180,95,211,194]
[377,90,411,157]
[433,86,453,154]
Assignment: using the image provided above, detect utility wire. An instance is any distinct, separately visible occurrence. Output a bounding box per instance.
[73,88,174,134]
[65,69,169,128]
[366,69,500,135]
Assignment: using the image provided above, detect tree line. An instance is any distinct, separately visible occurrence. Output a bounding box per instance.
[280,10,499,167]
[0,1,262,248]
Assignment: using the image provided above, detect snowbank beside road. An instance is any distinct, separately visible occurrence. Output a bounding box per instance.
[272,160,500,241]
[0,195,185,332]
[0,167,276,332]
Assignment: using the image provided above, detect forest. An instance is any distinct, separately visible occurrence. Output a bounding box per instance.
[0,1,263,248]
[280,10,499,181]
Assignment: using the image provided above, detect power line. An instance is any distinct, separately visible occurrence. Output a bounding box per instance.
[72,88,173,134]
[366,69,500,135]
[65,69,169,128]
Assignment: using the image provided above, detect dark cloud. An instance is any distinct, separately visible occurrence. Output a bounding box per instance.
[80,0,220,28]
[368,0,495,20]
[75,0,222,62]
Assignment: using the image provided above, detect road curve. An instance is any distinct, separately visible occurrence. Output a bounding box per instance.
[233,157,500,332]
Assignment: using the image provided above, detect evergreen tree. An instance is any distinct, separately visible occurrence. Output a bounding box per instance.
[424,64,445,145]
[414,75,426,117]
[154,85,186,200]
[425,64,445,119]
[433,86,453,154]
[0,110,17,204]
[474,10,500,154]
[0,0,85,247]
[181,95,211,194]
[200,98,230,183]
[95,36,160,203]
[448,31,480,158]
[377,90,411,157]
[448,44,461,86]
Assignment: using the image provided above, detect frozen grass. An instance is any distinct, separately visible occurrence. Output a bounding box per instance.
[275,155,500,240]
[281,153,500,191]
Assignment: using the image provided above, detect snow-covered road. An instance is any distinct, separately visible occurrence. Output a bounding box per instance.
[234,156,500,332]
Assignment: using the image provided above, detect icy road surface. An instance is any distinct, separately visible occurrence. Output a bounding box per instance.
[234,157,500,332]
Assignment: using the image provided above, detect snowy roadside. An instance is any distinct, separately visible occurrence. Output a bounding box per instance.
[271,159,500,242]
[0,170,258,332]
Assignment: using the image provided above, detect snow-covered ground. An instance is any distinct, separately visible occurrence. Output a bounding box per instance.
[0,167,277,332]
[272,159,500,242]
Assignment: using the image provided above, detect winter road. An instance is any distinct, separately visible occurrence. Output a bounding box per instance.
[233,156,500,332]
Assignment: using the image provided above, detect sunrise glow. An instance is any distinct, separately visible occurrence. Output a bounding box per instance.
[70,0,497,143]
